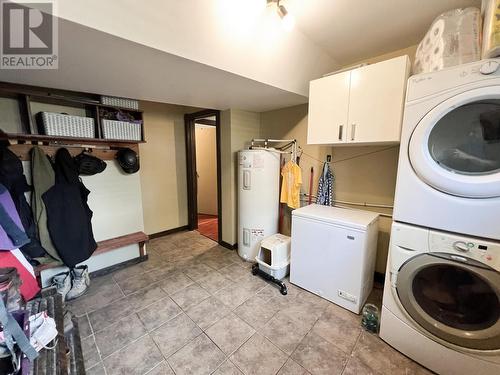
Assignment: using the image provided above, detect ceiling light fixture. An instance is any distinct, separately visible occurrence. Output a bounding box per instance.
[267,0,295,31]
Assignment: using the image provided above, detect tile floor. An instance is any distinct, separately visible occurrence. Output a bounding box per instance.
[69,231,433,375]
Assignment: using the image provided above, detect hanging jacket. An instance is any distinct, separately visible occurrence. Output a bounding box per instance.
[0,141,46,259]
[0,184,30,250]
[31,147,61,261]
[316,162,334,206]
[42,148,97,268]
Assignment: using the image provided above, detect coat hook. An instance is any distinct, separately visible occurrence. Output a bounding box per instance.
[326,154,332,163]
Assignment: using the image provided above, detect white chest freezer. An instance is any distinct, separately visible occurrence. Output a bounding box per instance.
[290,204,379,314]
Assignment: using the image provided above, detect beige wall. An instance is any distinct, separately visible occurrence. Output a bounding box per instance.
[195,125,218,215]
[260,104,332,235]
[139,101,199,235]
[220,109,261,245]
[330,146,398,273]
[220,110,233,244]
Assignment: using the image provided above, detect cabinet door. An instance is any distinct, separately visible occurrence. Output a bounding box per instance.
[347,55,409,144]
[307,71,350,145]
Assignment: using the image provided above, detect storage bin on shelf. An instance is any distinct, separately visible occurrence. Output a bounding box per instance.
[101,119,142,141]
[255,234,291,280]
[39,112,95,138]
[100,96,139,110]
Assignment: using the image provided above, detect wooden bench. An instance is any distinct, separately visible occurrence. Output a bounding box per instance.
[35,231,149,276]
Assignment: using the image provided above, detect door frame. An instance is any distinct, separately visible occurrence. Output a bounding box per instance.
[185,109,222,243]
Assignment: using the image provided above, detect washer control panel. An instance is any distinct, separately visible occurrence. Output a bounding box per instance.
[429,231,500,271]
[407,59,500,102]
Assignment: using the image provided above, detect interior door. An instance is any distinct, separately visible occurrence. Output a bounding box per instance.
[409,87,500,198]
[396,253,500,350]
[347,56,408,144]
[307,71,350,144]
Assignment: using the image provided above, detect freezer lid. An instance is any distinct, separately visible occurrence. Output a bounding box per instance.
[292,204,379,230]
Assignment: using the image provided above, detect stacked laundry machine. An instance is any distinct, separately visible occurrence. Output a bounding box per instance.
[380,59,500,375]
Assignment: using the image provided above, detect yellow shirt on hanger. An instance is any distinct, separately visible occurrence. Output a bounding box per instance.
[280,160,302,209]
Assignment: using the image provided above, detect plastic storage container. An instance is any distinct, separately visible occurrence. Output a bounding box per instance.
[255,234,291,280]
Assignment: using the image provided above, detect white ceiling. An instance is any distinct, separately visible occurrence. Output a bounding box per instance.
[51,0,338,97]
[289,0,481,65]
[1,0,484,112]
[0,19,307,112]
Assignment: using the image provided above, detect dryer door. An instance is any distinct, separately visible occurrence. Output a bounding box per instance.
[396,253,500,350]
[409,86,500,198]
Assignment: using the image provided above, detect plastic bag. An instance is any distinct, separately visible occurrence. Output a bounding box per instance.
[414,7,481,74]
[482,0,500,58]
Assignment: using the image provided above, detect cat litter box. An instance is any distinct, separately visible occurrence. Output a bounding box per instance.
[252,234,291,295]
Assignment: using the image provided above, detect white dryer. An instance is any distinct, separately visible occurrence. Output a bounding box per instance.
[394,59,500,240]
[380,222,500,375]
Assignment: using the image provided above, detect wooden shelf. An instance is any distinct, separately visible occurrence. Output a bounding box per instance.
[0,81,146,143]
[4,133,145,145]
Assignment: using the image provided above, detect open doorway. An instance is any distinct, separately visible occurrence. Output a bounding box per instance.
[185,110,221,243]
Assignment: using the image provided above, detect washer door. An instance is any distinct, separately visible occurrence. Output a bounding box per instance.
[409,86,500,198]
[397,253,500,350]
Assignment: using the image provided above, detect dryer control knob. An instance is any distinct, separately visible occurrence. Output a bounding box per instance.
[480,61,500,75]
[453,241,470,252]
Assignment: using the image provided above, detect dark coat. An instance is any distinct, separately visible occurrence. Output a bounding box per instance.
[0,141,45,259]
[43,148,97,268]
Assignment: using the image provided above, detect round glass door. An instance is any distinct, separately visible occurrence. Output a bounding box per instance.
[397,253,500,350]
[428,102,500,175]
[409,87,500,198]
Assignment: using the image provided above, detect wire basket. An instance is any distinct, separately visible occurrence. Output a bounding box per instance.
[39,112,95,138]
[101,119,142,141]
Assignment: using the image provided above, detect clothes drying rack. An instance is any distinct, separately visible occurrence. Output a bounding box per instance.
[250,138,298,163]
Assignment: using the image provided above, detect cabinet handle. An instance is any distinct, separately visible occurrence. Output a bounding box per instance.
[351,124,356,141]
[338,125,343,141]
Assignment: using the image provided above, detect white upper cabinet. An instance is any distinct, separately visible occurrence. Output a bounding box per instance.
[307,71,350,144]
[307,55,410,146]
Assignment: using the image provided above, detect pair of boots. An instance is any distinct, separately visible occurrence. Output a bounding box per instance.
[51,266,90,301]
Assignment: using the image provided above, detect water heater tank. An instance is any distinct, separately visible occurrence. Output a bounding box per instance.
[238,149,280,261]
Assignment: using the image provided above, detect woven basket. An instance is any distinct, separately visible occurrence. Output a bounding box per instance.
[102,119,142,141]
[100,96,139,110]
[40,112,95,138]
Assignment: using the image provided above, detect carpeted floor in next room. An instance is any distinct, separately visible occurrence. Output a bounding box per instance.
[69,231,433,375]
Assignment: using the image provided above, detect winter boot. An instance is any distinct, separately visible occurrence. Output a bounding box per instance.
[51,272,71,301]
[66,266,90,301]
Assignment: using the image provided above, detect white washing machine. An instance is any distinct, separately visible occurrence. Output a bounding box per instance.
[380,222,500,375]
[394,59,500,240]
